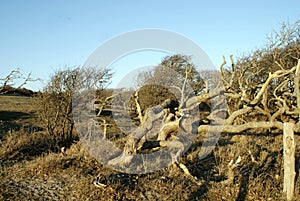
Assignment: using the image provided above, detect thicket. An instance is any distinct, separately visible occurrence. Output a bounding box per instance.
[35,67,112,145]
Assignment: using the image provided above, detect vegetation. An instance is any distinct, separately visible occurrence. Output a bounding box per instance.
[0,21,300,200]
[0,85,34,96]
[0,68,35,95]
[128,84,178,117]
[35,67,112,145]
[137,54,205,95]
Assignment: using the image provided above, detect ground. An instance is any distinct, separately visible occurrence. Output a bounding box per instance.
[0,95,299,200]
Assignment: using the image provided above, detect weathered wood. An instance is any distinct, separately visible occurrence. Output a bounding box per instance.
[102,119,107,139]
[134,91,143,123]
[220,156,241,186]
[294,59,300,119]
[197,121,283,133]
[283,122,296,201]
[106,58,300,191]
[108,99,177,166]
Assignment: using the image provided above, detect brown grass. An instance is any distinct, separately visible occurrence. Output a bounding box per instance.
[0,95,299,200]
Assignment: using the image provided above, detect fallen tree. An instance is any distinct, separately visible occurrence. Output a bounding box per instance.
[94,21,300,199]
[106,57,299,183]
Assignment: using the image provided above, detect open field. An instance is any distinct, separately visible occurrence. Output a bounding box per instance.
[0,95,299,200]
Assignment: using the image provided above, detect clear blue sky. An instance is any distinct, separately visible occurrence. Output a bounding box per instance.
[0,0,299,90]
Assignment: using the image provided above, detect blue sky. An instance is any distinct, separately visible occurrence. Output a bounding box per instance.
[0,0,299,90]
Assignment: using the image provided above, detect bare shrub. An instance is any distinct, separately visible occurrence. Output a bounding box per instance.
[35,67,112,145]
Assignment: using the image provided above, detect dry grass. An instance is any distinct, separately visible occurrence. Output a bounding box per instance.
[0,95,299,200]
[0,95,35,112]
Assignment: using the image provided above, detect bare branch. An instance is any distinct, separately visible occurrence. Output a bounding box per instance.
[134,91,143,123]
[219,56,228,87]
[0,69,36,94]
[294,59,300,119]
[198,121,283,133]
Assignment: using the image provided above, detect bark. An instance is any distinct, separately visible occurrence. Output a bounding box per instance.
[283,122,296,201]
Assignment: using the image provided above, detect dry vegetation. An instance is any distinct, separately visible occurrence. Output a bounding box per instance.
[0,95,299,200]
[1,21,300,201]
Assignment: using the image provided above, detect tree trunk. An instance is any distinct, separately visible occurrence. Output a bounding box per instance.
[283,122,296,201]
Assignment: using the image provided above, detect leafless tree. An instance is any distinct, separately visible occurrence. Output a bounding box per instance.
[0,68,35,95]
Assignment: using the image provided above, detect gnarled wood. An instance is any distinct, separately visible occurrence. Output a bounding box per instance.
[283,122,296,201]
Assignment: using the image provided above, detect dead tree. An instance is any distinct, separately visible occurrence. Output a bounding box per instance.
[0,69,35,94]
[98,23,300,198]
[104,54,300,191]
